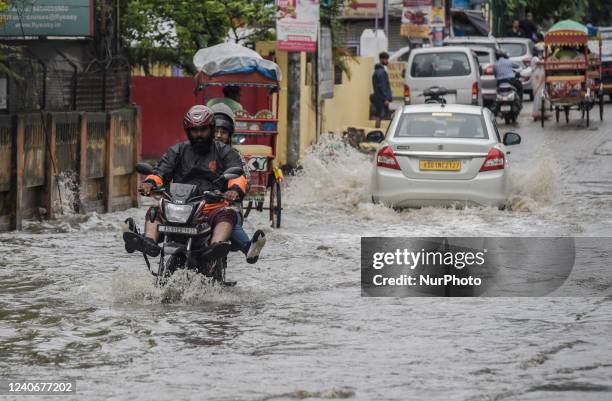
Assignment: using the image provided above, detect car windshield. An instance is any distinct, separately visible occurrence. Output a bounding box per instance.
[475,51,492,64]
[395,113,487,139]
[411,52,471,77]
[500,43,527,57]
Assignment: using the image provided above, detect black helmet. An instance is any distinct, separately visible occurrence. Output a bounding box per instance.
[210,103,235,140]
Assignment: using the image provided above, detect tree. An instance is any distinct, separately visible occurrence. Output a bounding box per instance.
[120,0,276,75]
[0,0,24,80]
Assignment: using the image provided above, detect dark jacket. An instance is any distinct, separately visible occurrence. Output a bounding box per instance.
[508,28,524,37]
[152,140,246,196]
[372,63,392,103]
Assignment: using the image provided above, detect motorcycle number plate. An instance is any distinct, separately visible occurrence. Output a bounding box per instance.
[158,225,198,235]
[500,105,512,112]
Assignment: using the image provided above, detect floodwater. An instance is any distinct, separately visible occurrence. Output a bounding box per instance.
[1,104,611,400]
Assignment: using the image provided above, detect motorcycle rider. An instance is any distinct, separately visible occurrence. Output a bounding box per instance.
[494,50,523,100]
[210,103,266,264]
[123,105,247,260]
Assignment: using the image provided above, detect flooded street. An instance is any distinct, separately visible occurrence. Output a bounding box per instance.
[1,103,612,400]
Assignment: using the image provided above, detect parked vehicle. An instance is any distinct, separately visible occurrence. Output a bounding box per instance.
[471,46,497,107]
[599,27,612,101]
[443,36,502,52]
[390,46,412,63]
[371,104,521,208]
[404,47,483,106]
[541,20,604,128]
[498,37,536,99]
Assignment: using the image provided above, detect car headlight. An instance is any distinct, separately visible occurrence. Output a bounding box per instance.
[164,203,194,223]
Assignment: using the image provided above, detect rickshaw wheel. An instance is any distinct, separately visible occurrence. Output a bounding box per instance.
[243,201,253,219]
[600,95,604,121]
[269,181,282,228]
[555,107,560,123]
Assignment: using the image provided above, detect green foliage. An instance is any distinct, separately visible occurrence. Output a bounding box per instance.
[120,0,276,75]
[0,0,23,79]
[502,0,611,28]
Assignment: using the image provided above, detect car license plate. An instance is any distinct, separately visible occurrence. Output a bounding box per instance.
[158,225,198,235]
[500,105,511,112]
[419,160,461,171]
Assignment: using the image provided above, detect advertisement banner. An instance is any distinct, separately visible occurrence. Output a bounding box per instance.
[276,0,320,53]
[0,0,93,37]
[340,0,383,19]
[431,6,445,27]
[401,0,432,39]
[387,63,405,100]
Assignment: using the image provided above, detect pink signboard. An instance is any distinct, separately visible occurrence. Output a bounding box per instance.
[277,0,320,53]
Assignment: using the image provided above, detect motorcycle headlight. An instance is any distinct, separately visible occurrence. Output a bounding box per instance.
[164,203,194,223]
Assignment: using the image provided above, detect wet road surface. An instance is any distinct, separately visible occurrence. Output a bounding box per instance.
[1,103,611,400]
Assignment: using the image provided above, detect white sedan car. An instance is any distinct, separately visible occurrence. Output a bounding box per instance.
[371,104,521,208]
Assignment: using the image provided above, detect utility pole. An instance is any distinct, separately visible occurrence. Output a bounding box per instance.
[286,52,300,170]
[384,0,389,39]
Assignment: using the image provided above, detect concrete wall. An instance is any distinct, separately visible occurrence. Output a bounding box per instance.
[256,42,386,165]
[321,57,377,134]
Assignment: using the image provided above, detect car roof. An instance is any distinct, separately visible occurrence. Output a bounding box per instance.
[497,37,533,44]
[469,46,495,54]
[401,104,485,115]
[411,46,474,55]
[444,36,497,42]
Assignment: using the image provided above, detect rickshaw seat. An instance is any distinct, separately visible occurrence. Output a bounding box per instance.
[546,75,585,82]
[234,144,273,157]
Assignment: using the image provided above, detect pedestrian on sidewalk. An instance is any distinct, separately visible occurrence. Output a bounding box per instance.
[371,52,392,129]
[508,19,525,38]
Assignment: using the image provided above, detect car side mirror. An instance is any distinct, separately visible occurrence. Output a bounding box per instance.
[401,68,406,78]
[479,65,483,75]
[135,162,154,175]
[366,130,385,143]
[503,132,521,146]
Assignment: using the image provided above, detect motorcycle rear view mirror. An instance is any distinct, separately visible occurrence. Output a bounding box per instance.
[222,167,244,181]
[135,163,155,175]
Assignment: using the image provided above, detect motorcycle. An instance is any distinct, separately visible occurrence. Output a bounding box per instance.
[494,65,523,124]
[422,86,451,104]
[125,163,244,287]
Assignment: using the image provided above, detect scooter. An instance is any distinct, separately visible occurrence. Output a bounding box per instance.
[494,68,523,124]
[422,86,451,104]
[124,163,243,287]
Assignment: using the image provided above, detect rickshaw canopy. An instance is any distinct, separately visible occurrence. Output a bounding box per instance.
[193,43,281,89]
[545,20,589,45]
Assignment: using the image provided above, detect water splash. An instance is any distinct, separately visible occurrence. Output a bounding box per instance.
[112,267,249,306]
[284,134,373,210]
[507,157,559,212]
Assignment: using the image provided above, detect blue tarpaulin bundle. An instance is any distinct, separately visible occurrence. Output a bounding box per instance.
[193,43,282,82]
